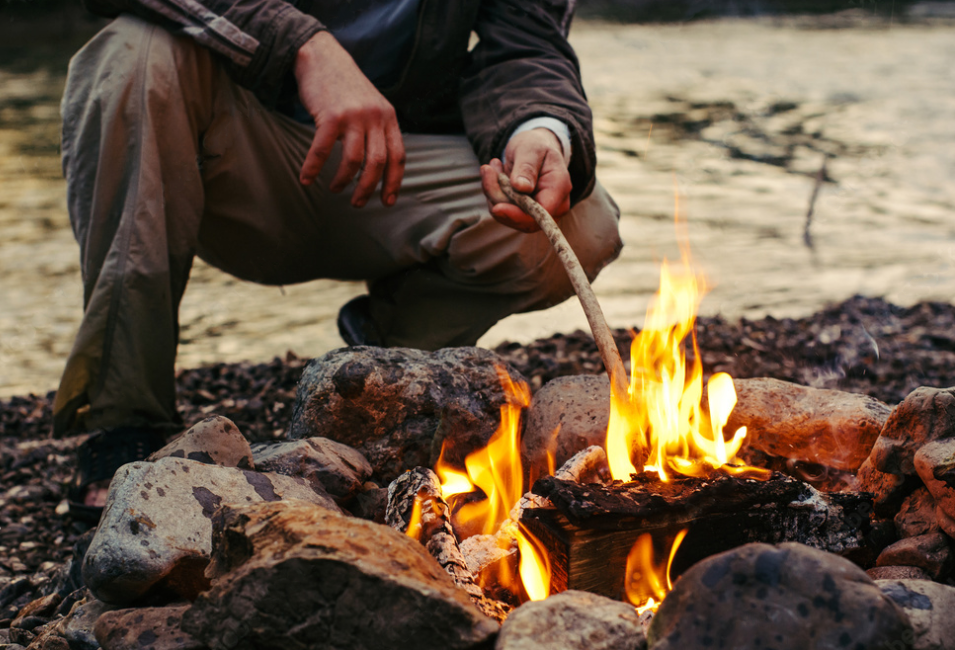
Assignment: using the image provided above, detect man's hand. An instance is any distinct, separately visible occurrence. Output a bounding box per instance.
[480,128,572,232]
[294,31,405,208]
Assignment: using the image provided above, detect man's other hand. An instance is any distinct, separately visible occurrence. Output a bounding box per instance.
[294,31,405,208]
[480,128,572,233]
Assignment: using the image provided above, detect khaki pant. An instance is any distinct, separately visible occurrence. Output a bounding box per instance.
[53,15,622,435]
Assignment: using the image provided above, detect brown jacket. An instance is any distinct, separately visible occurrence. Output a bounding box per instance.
[81,0,597,203]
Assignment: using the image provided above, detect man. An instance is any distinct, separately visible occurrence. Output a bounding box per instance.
[57,0,622,515]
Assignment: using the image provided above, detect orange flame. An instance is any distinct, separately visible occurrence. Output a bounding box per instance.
[405,492,426,541]
[435,367,551,601]
[625,528,688,614]
[606,197,769,483]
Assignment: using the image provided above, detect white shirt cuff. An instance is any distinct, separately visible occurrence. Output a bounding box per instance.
[503,117,572,165]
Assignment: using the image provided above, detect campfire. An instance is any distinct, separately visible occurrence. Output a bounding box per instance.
[9,207,951,650]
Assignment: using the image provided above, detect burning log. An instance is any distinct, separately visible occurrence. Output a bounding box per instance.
[520,471,872,599]
[385,468,510,621]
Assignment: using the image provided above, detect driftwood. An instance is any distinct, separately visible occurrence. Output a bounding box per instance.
[386,468,510,621]
[521,472,873,599]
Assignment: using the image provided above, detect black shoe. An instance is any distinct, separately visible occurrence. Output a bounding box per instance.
[337,295,383,347]
[68,426,169,523]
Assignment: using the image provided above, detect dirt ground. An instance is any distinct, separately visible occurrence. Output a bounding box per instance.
[2,8,955,398]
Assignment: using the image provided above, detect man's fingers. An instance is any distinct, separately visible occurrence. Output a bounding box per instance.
[381,123,406,206]
[351,128,387,207]
[508,145,545,194]
[300,123,339,186]
[330,129,365,194]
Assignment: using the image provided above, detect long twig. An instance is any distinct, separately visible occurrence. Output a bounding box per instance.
[496,173,629,398]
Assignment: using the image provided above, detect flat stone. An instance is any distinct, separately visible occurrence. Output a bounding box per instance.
[877,579,955,650]
[288,347,527,483]
[857,457,918,518]
[82,457,340,605]
[876,532,954,581]
[872,386,955,475]
[896,488,939,538]
[496,590,645,650]
[250,437,372,503]
[648,542,912,650]
[149,416,253,469]
[94,605,205,650]
[522,375,611,481]
[725,378,891,471]
[914,439,955,538]
[63,597,114,650]
[866,566,932,581]
[182,500,498,650]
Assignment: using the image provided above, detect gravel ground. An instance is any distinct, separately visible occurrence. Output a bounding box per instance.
[3,294,955,584]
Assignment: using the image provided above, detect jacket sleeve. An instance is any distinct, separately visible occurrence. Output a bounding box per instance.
[460,0,596,205]
[81,0,325,108]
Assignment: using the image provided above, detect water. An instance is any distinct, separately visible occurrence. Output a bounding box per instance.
[2,12,955,397]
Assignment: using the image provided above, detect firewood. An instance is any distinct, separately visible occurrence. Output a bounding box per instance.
[554,445,611,485]
[386,468,510,621]
[520,472,873,599]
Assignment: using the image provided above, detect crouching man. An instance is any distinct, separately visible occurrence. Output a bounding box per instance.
[55,0,622,517]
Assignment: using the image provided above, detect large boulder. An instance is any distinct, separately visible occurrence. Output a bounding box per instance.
[288,347,528,482]
[251,437,372,503]
[725,378,891,471]
[877,579,955,650]
[83,457,340,605]
[648,542,913,650]
[522,375,611,481]
[496,590,645,650]
[182,500,499,650]
[872,386,955,475]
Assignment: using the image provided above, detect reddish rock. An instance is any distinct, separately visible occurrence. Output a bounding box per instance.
[725,378,891,471]
[866,566,932,581]
[871,386,955,475]
[876,532,953,580]
[857,457,918,518]
[914,438,955,538]
[895,488,939,538]
[250,437,372,503]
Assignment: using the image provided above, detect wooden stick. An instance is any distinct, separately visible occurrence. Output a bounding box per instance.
[496,172,629,397]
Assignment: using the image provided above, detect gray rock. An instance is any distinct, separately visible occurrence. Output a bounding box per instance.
[914,439,955,538]
[182,500,498,650]
[857,457,918,518]
[83,457,340,605]
[876,532,953,580]
[522,375,610,481]
[877,579,955,650]
[149,415,253,469]
[866,566,932,581]
[94,605,205,650]
[648,542,913,650]
[872,386,955,475]
[288,346,527,482]
[896,488,940,538]
[251,437,372,503]
[496,590,645,650]
[63,597,114,650]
